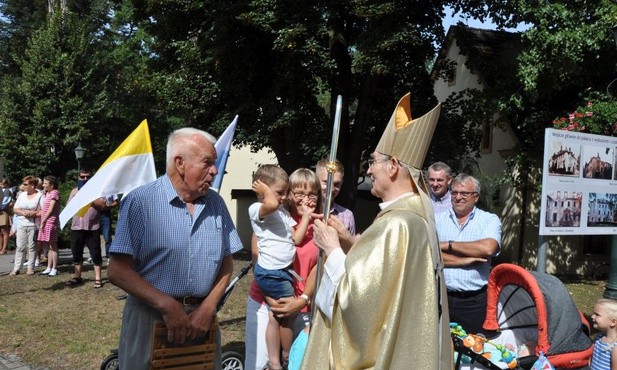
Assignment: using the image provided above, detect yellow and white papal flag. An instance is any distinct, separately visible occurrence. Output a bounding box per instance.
[59,120,157,228]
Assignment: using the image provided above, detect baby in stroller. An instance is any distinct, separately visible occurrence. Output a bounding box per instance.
[452,264,593,370]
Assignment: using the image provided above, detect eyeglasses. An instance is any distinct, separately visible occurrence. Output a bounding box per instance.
[22,183,29,186]
[292,191,318,201]
[79,175,91,179]
[368,157,390,167]
[451,191,478,199]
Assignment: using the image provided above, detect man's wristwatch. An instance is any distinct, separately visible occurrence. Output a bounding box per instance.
[448,240,454,252]
[300,293,310,306]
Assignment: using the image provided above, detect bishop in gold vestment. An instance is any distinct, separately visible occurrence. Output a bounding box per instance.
[300,94,452,370]
[301,194,451,369]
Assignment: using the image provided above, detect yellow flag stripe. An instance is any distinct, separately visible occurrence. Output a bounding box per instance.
[99,119,152,168]
[76,120,151,217]
[76,203,90,218]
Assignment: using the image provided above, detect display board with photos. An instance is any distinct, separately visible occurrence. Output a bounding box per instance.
[540,128,617,235]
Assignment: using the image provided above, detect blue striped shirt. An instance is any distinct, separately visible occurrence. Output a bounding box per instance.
[591,335,617,370]
[436,206,501,292]
[109,175,243,298]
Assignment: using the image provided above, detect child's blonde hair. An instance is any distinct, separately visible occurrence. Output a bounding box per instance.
[596,298,617,319]
[287,168,323,213]
[253,164,288,186]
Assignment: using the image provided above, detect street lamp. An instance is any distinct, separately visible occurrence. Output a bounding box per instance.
[605,26,617,299]
[74,143,85,173]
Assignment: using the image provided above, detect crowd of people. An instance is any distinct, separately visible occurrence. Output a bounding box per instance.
[2,96,613,370]
[2,170,118,287]
[4,175,58,276]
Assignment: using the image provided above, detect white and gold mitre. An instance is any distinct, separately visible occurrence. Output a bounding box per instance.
[375,93,441,169]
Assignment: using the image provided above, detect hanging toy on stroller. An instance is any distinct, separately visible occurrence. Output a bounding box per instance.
[452,323,518,369]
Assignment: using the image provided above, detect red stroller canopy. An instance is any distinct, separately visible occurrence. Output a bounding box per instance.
[483,264,592,369]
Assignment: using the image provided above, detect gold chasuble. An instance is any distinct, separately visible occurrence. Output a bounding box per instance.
[300,194,452,370]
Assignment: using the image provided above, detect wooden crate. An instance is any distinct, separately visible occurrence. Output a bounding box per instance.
[150,319,218,370]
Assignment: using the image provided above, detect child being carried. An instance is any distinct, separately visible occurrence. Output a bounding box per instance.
[249,164,315,370]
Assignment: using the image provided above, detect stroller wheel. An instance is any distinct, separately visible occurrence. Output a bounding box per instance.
[100,351,119,370]
[222,350,244,370]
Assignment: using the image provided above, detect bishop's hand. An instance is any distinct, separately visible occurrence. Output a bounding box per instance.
[312,218,341,256]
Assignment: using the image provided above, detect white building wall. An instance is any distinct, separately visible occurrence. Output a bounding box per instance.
[433,39,519,176]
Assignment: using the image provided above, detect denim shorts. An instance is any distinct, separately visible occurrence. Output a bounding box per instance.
[254,263,295,300]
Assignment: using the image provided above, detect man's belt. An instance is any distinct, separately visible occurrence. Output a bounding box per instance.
[175,296,205,306]
[447,285,487,299]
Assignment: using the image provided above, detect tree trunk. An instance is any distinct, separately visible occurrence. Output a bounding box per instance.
[337,75,381,211]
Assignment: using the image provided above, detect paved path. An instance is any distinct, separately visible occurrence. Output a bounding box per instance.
[0,248,93,276]
[0,355,51,370]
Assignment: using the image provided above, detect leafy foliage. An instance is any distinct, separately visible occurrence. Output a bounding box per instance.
[0,0,616,211]
[119,0,449,207]
[0,9,111,178]
[0,0,48,76]
[0,1,169,181]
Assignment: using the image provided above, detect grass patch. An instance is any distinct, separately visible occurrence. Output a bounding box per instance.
[0,251,252,370]
[0,255,607,369]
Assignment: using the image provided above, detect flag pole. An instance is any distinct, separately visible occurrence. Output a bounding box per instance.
[310,95,342,323]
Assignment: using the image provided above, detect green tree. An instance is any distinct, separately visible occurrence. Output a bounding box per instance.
[0,1,176,180]
[0,0,48,76]
[127,0,449,208]
[0,8,111,179]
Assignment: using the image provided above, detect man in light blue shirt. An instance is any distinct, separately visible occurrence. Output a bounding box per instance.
[436,173,501,334]
[108,128,243,370]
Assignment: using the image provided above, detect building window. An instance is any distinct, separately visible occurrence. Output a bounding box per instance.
[480,121,492,153]
[447,63,457,87]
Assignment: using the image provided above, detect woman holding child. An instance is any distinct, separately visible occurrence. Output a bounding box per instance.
[245,168,322,370]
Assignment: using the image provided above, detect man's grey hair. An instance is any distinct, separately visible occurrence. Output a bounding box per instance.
[452,173,481,195]
[428,162,452,177]
[166,128,216,168]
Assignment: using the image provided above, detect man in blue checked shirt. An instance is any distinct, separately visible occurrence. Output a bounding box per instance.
[436,173,501,335]
[107,128,243,370]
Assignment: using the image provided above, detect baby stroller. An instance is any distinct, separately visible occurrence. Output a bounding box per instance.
[452,263,593,370]
[100,261,253,370]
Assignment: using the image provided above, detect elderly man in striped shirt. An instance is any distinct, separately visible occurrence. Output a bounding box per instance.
[108,128,243,370]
